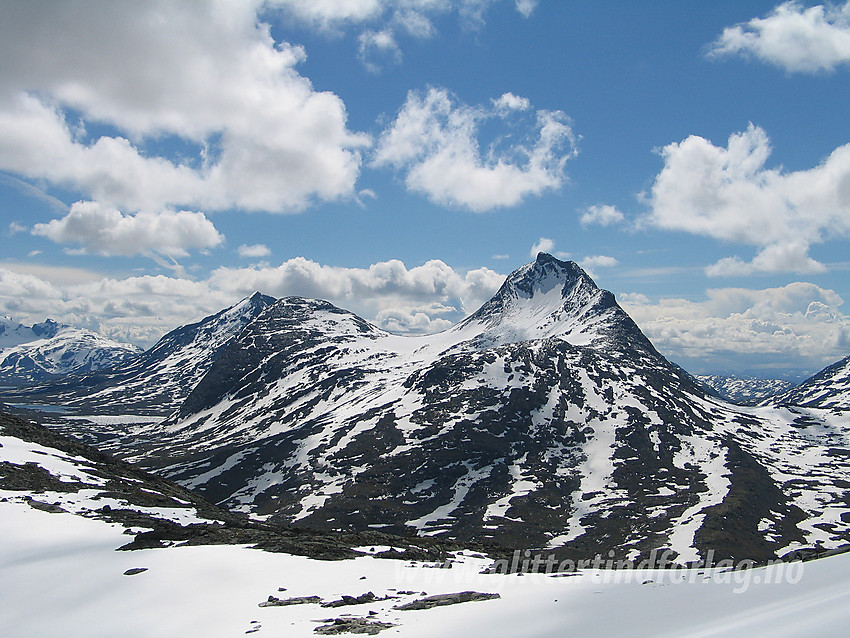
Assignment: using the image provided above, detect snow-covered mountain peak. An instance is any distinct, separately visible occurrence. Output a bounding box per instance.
[0,316,65,349]
[474,253,598,310]
[1,293,276,415]
[265,296,384,338]
[459,253,630,349]
[231,291,275,315]
[514,252,596,293]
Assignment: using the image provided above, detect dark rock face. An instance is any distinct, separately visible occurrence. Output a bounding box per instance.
[178,297,380,419]
[123,568,148,576]
[258,595,322,607]
[30,319,62,339]
[314,617,396,635]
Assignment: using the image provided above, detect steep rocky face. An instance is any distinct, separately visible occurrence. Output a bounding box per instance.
[0,293,275,415]
[769,355,850,410]
[103,254,850,563]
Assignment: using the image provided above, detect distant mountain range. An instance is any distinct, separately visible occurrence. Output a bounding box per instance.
[0,317,139,385]
[2,254,849,565]
[694,375,795,406]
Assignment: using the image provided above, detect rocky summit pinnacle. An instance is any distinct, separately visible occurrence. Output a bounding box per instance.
[461,253,650,354]
[470,253,602,318]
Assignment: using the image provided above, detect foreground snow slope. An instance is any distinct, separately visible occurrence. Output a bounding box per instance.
[2,497,850,638]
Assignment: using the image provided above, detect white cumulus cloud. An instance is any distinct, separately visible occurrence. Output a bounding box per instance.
[530,237,555,257]
[32,202,223,258]
[515,0,538,19]
[580,204,625,227]
[206,257,505,327]
[578,255,618,280]
[644,123,850,275]
[358,29,404,71]
[530,237,571,260]
[271,0,535,70]
[269,0,385,29]
[272,0,534,30]
[580,255,619,269]
[708,1,850,73]
[374,87,577,212]
[492,92,531,114]
[237,244,272,259]
[0,2,369,217]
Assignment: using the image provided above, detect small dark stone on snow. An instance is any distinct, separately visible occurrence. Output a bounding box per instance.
[24,497,67,514]
[123,567,148,576]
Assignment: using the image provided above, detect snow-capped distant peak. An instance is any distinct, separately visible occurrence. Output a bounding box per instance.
[0,317,65,349]
[0,324,140,384]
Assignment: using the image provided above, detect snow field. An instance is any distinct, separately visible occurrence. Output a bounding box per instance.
[2,501,849,638]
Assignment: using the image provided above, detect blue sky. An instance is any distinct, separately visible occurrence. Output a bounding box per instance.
[1,1,850,378]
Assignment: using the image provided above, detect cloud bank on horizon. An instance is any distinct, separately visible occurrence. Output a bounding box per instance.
[1,0,849,375]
